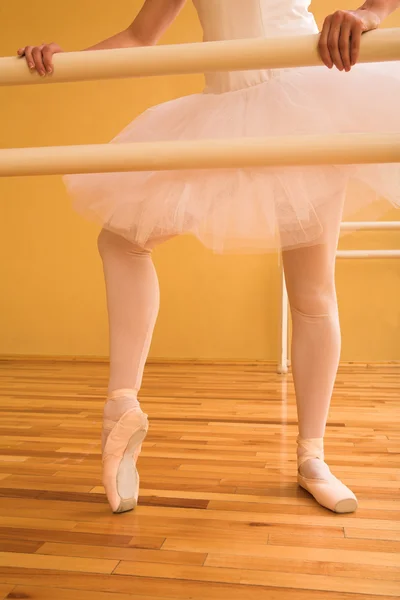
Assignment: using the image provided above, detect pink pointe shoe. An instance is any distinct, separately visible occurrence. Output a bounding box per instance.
[102,407,149,514]
[297,436,358,514]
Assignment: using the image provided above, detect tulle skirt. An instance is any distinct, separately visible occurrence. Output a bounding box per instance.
[64,61,400,253]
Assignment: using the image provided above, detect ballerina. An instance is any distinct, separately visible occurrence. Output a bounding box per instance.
[18,0,400,513]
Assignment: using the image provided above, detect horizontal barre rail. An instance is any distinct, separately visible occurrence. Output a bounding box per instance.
[1,28,400,87]
[341,221,400,230]
[337,250,400,258]
[1,133,400,177]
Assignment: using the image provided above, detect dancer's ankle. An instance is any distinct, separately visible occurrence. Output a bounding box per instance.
[108,388,139,401]
[297,436,332,479]
[102,389,141,450]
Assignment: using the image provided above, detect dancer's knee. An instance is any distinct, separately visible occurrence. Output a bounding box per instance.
[290,285,338,319]
[97,229,152,260]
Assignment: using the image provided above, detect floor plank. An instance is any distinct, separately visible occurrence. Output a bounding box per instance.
[0,586,14,600]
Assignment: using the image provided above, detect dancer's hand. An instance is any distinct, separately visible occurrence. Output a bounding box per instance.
[17,43,64,76]
[318,9,381,72]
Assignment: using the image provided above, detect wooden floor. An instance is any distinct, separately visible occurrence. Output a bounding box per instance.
[0,359,399,600]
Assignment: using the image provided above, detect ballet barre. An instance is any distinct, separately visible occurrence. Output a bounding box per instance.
[278,221,400,374]
[1,28,400,86]
[1,133,400,177]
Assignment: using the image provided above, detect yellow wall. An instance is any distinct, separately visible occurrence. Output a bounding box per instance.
[1,0,399,361]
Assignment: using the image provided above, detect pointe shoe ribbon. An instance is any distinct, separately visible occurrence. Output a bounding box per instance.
[102,410,146,460]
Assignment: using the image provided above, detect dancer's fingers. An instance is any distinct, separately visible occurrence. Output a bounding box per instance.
[22,46,35,70]
[350,20,363,66]
[318,16,333,68]
[327,11,345,71]
[42,43,59,74]
[17,42,63,76]
[32,45,46,76]
[338,16,353,71]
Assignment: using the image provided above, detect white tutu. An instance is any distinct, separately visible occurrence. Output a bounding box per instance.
[64,60,400,253]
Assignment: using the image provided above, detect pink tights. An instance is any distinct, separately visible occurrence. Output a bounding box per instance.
[98,192,345,479]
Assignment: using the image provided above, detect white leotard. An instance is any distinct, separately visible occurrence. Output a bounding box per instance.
[192,0,319,91]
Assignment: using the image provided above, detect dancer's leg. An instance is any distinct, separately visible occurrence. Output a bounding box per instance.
[97,229,173,513]
[282,193,357,513]
[98,229,166,395]
[282,222,341,443]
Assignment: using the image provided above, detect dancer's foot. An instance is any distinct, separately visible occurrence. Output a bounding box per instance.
[102,389,148,514]
[297,436,358,513]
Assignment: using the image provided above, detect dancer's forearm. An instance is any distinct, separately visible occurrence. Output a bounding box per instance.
[84,30,147,51]
[18,0,187,74]
[356,0,400,21]
[86,0,187,51]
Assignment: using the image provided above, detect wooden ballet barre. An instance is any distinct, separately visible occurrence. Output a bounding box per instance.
[1,28,400,87]
[340,221,400,230]
[1,133,399,177]
[337,250,400,257]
